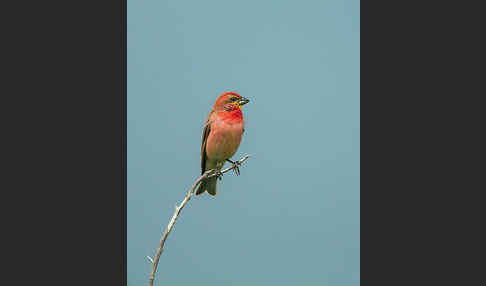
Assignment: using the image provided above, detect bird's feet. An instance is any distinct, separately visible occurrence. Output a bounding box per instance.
[226,159,241,176]
[208,169,224,181]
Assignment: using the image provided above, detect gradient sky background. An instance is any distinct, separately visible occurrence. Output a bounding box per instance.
[128,0,359,285]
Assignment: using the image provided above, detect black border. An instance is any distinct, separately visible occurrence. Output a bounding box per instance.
[122,0,128,283]
[361,0,486,285]
[2,1,126,284]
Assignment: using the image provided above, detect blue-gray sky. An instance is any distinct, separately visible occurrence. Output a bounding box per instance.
[128,0,359,285]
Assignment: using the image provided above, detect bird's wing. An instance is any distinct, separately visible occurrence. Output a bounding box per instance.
[200,113,212,175]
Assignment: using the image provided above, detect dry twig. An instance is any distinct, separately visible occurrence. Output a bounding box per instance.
[147,154,250,286]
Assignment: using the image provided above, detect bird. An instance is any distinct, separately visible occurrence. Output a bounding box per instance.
[195,91,250,196]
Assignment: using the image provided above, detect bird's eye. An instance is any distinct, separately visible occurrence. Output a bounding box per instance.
[230,97,238,102]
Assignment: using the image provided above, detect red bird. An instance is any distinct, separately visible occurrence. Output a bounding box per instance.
[195,92,250,196]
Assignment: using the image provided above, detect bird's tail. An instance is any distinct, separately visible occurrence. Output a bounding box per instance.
[195,176,218,196]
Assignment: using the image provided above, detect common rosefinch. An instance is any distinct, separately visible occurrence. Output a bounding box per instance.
[195,91,250,196]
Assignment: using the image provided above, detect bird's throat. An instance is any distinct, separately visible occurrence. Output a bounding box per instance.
[219,108,243,123]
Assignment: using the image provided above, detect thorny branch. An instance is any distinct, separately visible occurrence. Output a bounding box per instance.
[147,154,250,286]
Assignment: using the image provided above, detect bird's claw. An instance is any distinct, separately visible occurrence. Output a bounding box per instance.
[209,169,224,180]
[227,159,241,176]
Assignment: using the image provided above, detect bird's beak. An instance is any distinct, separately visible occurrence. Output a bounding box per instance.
[238,97,250,106]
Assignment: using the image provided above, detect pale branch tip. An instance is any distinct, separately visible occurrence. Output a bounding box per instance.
[147,154,250,286]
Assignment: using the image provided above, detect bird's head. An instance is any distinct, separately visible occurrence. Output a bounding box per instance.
[213,92,250,112]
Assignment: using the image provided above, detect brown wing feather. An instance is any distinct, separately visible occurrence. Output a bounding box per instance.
[200,115,212,175]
